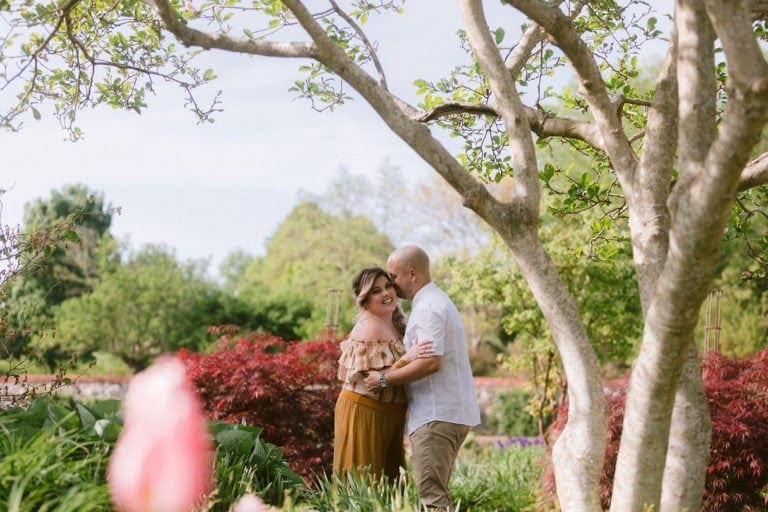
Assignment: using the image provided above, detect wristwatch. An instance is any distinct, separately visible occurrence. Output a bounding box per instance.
[378,372,389,389]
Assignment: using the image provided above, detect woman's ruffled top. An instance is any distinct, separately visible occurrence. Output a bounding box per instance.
[337,337,407,403]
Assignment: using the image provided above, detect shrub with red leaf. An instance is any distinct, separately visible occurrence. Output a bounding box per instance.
[540,378,628,509]
[177,333,341,480]
[542,349,768,511]
[702,349,768,511]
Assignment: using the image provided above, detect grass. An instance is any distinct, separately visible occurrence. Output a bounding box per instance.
[285,441,547,512]
[0,418,111,511]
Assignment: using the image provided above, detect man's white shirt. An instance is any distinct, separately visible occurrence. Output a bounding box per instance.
[403,282,481,435]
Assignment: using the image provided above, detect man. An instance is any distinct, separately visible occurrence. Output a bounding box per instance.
[364,245,481,511]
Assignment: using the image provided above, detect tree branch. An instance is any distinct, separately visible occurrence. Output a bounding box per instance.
[502,0,637,176]
[505,1,586,79]
[416,101,498,121]
[418,101,604,149]
[277,0,506,222]
[738,151,768,191]
[504,19,546,79]
[1,0,83,92]
[326,0,388,91]
[696,0,768,195]
[147,0,317,57]
[459,0,540,218]
[634,15,678,212]
[628,29,678,309]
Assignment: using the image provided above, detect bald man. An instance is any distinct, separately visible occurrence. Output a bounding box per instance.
[364,245,480,511]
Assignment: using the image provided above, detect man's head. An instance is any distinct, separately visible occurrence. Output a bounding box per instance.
[386,245,431,300]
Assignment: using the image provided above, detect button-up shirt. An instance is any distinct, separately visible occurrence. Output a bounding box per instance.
[403,282,481,435]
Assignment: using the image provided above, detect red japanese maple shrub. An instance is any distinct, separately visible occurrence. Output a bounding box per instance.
[702,349,768,511]
[541,349,768,511]
[539,379,628,509]
[177,332,341,479]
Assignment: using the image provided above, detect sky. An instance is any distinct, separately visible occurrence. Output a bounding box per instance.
[3,1,491,275]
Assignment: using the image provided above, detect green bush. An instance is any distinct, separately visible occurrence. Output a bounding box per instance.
[485,387,542,437]
[450,443,546,512]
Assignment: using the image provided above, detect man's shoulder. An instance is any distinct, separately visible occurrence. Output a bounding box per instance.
[419,284,454,308]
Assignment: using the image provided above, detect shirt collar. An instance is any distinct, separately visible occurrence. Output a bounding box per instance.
[412,281,436,306]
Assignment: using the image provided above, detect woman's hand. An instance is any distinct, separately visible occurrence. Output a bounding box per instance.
[402,337,434,363]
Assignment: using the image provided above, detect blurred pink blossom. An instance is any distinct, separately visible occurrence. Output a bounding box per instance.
[232,494,280,512]
[108,356,213,512]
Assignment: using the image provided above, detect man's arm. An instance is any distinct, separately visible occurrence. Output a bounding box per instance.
[363,356,442,390]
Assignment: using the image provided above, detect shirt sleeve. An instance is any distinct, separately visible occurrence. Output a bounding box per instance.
[412,302,447,356]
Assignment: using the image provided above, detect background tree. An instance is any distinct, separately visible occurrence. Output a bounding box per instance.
[52,244,215,371]
[5,1,768,511]
[6,184,117,364]
[0,190,94,402]
[20,183,115,300]
[303,162,489,257]
[235,201,394,339]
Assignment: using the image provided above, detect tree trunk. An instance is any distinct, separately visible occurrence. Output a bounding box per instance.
[500,231,604,512]
[660,341,711,512]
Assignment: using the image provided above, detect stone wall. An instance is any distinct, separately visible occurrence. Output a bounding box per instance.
[2,374,524,413]
[1,374,130,408]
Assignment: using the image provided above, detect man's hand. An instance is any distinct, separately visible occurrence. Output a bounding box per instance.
[364,371,382,392]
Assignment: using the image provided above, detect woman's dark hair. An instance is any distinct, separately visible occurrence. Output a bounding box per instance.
[352,267,406,337]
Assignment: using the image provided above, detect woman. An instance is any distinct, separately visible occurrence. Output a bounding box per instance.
[333,267,432,480]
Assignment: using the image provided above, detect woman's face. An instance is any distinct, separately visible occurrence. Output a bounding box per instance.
[365,274,398,318]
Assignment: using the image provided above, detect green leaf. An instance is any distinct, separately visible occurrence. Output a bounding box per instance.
[75,402,97,429]
[539,163,555,182]
[31,106,41,120]
[87,399,123,420]
[94,418,122,442]
[494,27,505,44]
[216,428,255,456]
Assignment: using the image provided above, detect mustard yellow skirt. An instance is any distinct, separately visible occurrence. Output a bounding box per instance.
[333,389,407,481]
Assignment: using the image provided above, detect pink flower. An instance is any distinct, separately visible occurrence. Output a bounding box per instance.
[108,356,213,512]
[232,494,280,512]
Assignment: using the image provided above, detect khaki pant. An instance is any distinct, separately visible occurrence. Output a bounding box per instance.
[409,421,470,511]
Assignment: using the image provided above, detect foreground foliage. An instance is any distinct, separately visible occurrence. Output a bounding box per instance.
[0,399,117,511]
[543,349,768,511]
[0,396,545,511]
[0,398,303,510]
[207,420,304,510]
